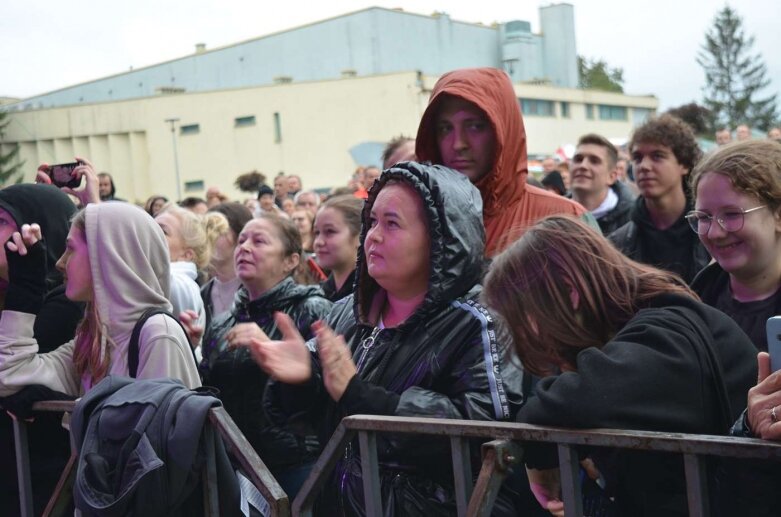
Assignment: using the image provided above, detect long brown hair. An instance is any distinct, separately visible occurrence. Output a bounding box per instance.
[69,210,113,382]
[482,216,697,376]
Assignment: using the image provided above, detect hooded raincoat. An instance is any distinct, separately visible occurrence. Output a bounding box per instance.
[265,162,525,516]
[0,202,201,397]
[416,67,587,257]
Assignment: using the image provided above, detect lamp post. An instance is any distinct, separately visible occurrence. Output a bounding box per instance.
[164,118,182,201]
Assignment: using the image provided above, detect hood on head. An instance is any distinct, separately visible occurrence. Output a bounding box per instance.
[355,162,485,325]
[415,67,529,219]
[85,203,171,340]
[0,184,77,289]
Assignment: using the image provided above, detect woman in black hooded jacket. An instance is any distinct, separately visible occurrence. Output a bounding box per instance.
[249,162,525,516]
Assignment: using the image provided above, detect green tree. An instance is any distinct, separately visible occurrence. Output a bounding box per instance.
[578,56,624,93]
[0,109,23,185]
[697,6,778,132]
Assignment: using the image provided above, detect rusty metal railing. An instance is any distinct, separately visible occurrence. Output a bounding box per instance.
[294,415,781,517]
[8,400,290,517]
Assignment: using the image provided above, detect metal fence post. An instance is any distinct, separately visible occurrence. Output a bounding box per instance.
[557,444,583,517]
[358,431,383,517]
[450,436,473,517]
[683,453,709,517]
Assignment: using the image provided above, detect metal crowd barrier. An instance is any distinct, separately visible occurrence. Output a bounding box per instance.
[293,415,781,517]
[10,400,290,517]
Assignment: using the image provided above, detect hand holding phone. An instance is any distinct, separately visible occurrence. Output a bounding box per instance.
[44,162,83,189]
[767,316,781,373]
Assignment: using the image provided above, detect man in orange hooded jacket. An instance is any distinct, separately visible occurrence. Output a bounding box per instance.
[416,68,588,257]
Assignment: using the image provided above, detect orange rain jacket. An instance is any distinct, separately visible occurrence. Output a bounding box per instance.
[416,67,587,257]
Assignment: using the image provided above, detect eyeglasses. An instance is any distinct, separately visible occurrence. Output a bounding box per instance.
[685,206,766,235]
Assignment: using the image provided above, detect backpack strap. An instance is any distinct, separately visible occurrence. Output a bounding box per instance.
[128,308,196,378]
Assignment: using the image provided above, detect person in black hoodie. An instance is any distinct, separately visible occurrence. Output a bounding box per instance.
[609,115,710,283]
[0,183,84,516]
[482,215,757,516]
[250,163,525,516]
[197,214,332,498]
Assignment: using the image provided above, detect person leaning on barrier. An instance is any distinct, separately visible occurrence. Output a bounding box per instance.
[482,215,757,517]
[0,202,201,398]
[243,162,525,516]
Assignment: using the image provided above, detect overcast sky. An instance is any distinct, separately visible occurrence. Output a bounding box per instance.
[2,0,778,111]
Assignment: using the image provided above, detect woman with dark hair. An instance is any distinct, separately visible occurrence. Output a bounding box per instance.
[482,215,757,516]
[144,195,168,217]
[245,163,524,516]
[313,194,363,301]
[197,214,332,497]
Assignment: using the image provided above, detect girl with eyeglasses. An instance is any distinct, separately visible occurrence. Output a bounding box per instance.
[689,140,781,351]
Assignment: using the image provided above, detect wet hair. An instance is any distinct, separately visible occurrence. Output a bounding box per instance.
[254,214,303,258]
[690,140,781,216]
[158,204,211,270]
[69,210,112,381]
[208,202,253,239]
[482,215,696,376]
[318,194,363,238]
[577,133,618,168]
[629,114,702,171]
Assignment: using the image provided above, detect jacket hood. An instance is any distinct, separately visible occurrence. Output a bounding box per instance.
[415,68,528,220]
[355,162,485,325]
[0,184,77,289]
[85,203,172,342]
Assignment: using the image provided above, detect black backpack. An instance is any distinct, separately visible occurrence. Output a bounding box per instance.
[128,308,199,378]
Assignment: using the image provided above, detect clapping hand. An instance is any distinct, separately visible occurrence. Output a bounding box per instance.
[240,312,312,384]
[314,321,357,402]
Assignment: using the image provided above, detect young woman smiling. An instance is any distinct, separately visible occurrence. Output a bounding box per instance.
[689,140,781,351]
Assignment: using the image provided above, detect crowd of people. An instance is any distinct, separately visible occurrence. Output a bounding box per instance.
[0,66,780,516]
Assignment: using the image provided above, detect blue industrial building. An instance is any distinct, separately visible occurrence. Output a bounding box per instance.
[11,4,578,110]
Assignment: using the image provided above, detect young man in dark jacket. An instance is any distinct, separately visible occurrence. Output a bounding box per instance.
[609,114,710,283]
[569,133,634,235]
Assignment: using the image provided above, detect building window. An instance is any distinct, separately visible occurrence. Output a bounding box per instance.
[585,104,594,120]
[273,112,282,143]
[180,124,200,135]
[519,98,555,117]
[560,101,570,118]
[235,115,256,127]
[598,105,628,121]
[185,180,205,192]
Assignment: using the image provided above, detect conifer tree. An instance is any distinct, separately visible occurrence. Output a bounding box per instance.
[0,109,23,185]
[697,6,778,131]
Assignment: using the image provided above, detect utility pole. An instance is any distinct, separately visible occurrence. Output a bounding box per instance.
[164,118,182,201]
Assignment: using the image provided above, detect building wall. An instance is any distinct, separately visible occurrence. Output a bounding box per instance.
[9,6,576,110]
[2,72,657,202]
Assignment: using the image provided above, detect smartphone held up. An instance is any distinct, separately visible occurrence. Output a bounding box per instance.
[45,161,83,189]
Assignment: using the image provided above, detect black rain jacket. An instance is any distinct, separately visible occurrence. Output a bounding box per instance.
[199,277,332,471]
[265,162,526,516]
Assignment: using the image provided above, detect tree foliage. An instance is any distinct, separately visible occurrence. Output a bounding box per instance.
[697,6,778,132]
[578,56,624,93]
[665,103,712,136]
[0,109,23,186]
